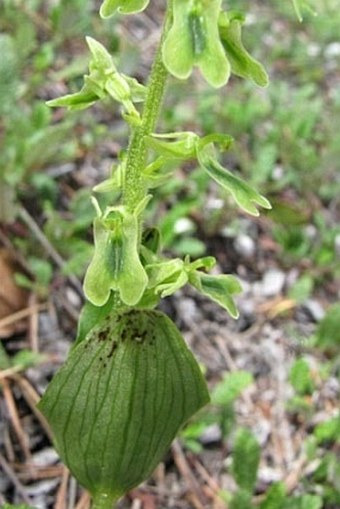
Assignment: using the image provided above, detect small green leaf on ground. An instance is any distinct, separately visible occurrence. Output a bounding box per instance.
[232,427,260,492]
[211,371,253,406]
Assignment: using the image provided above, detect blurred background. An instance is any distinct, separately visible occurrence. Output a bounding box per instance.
[0,1,339,508]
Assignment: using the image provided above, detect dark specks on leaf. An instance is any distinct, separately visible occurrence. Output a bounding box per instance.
[98,328,110,341]
[107,342,117,358]
[121,328,128,342]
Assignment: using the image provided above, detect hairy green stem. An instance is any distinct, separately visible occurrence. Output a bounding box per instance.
[123,1,173,210]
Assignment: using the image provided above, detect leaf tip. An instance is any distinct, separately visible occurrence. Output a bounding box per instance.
[231,308,240,319]
[46,98,60,108]
[259,196,272,210]
[99,2,113,19]
[257,70,270,88]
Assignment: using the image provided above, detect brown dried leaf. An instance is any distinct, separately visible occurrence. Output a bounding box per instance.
[0,248,28,338]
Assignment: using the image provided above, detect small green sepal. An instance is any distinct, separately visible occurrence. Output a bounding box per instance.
[100,0,150,18]
[146,131,269,216]
[147,258,189,298]
[146,132,198,160]
[189,272,242,319]
[197,144,271,216]
[218,11,269,87]
[142,227,161,255]
[145,255,216,300]
[93,162,125,194]
[147,131,233,162]
[291,0,317,21]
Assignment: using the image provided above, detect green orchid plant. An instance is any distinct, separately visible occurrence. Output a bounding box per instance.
[36,1,295,508]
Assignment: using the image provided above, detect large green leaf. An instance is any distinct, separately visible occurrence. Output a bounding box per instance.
[74,294,116,346]
[38,310,209,505]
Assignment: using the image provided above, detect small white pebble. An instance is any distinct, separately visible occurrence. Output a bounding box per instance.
[303,299,325,322]
[335,234,340,256]
[325,42,340,58]
[174,217,194,234]
[234,233,256,258]
[307,43,321,57]
[200,423,222,444]
[261,269,286,297]
[32,447,60,467]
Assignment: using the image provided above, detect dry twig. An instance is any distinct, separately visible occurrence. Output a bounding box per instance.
[171,440,207,509]
[28,293,40,353]
[0,451,33,505]
[18,206,83,295]
[0,303,47,332]
[2,378,31,462]
[74,490,91,509]
[55,467,70,509]
[14,374,54,442]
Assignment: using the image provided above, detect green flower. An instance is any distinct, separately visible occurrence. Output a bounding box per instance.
[83,203,148,307]
[100,0,150,18]
[47,37,145,120]
[218,11,268,87]
[162,0,230,88]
